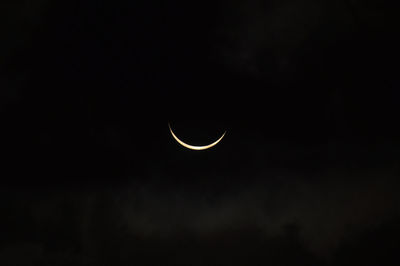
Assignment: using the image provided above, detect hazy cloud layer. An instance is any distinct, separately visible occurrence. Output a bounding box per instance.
[1,166,398,265]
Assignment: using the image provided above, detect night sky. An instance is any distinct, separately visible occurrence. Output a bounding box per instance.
[1,0,399,265]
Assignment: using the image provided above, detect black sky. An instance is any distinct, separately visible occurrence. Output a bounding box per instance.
[1,0,399,265]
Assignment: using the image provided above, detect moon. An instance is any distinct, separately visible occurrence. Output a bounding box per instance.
[168,123,226,151]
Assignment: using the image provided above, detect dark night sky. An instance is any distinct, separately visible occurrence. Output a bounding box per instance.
[1,0,399,265]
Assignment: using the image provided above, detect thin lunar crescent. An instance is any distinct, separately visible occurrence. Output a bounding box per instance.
[168,123,226,150]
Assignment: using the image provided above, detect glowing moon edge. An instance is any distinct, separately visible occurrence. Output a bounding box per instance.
[168,123,226,150]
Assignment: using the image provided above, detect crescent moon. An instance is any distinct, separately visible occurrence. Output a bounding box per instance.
[168,123,226,151]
